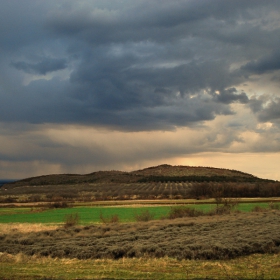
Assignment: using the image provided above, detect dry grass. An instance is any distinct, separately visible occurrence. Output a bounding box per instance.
[1,211,280,260]
[0,252,280,279]
[1,211,280,279]
[0,223,59,234]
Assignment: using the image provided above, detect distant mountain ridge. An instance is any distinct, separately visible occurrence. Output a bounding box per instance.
[2,164,273,189]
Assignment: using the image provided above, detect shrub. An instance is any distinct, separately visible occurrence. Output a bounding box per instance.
[168,206,204,219]
[2,196,17,203]
[210,205,231,215]
[134,209,155,222]
[211,198,240,215]
[99,212,120,224]
[221,198,239,207]
[63,213,80,228]
[252,206,266,212]
[47,201,70,209]
[269,202,280,210]
[28,195,41,202]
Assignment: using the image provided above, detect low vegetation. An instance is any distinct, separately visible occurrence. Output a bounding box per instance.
[0,252,279,279]
[1,252,280,279]
[63,213,80,228]
[168,206,204,219]
[99,212,120,224]
[134,209,155,222]
[1,209,280,261]
[1,201,279,224]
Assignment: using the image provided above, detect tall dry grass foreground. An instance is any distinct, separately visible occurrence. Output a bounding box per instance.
[0,223,59,234]
[0,252,280,279]
[1,211,280,260]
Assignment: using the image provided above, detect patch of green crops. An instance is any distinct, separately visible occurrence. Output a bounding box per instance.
[237,202,270,212]
[0,208,31,214]
[0,206,171,224]
[0,202,278,224]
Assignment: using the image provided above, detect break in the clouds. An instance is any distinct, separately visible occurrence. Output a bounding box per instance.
[0,0,280,179]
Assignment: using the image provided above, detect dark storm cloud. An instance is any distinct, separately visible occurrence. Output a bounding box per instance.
[11,58,67,75]
[249,98,264,113]
[241,51,280,74]
[1,0,280,131]
[0,1,51,51]
[256,98,280,123]
[46,0,279,45]
[215,88,249,104]
[248,94,280,125]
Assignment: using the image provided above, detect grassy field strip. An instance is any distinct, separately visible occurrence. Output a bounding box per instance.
[0,202,278,224]
[0,253,280,279]
[1,197,280,208]
[0,206,171,224]
[74,197,280,206]
[0,207,31,214]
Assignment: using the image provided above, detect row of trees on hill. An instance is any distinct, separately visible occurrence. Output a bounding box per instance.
[138,175,271,183]
[1,181,280,203]
[189,182,280,198]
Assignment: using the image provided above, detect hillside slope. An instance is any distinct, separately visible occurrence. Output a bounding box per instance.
[2,164,268,189]
[1,165,279,202]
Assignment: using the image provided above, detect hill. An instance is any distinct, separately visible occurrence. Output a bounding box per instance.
[1,165,278,203]
[1,164,268,188]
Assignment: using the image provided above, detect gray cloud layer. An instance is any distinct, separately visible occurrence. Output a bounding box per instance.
[12,58,67,75]
[1,0,280,131]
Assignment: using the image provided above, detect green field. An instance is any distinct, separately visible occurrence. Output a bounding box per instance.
[0,202,277,224]
[0,206,169,224]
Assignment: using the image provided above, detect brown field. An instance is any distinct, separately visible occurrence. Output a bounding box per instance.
[1,211,280,260]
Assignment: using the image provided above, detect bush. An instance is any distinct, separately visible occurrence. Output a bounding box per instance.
[252,206,266,212]
[269,202,280,210]
[2,196,17,203]
[210,205,231,215]
[134,209,155,222]
[28,195,41,202]
[64,213,80,228]
[47,201,70,209]
[211,198,240,215]
[168,206,204,219]
[99,212,120,224]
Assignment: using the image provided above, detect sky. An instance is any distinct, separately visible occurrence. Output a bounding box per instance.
[0,0,280,180]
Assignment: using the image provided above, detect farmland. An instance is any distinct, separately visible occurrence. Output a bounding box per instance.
[2,180,280,204]
[0,201,279,224]
[1,165,279,204]
[1,208,280,279]
[1,164,280,279]
[0,205,172,224]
